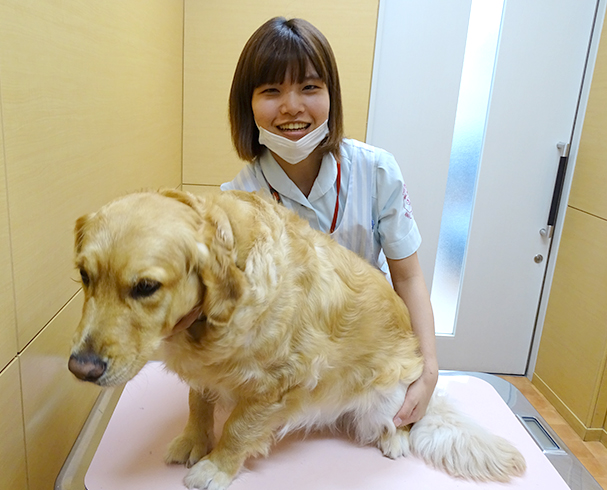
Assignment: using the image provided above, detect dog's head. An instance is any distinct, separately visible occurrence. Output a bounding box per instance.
[68,190,245,386]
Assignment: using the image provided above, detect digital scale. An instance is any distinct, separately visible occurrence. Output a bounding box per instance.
[55,362,602,489]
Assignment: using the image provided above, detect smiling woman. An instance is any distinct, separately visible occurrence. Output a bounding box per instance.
[221,16,439,431]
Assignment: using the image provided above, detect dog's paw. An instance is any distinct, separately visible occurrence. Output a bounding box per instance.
[378,427,411,459]
[184,459,233,490]
[165,432,212,468]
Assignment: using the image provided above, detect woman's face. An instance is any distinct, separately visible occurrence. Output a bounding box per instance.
[251,64,330,142]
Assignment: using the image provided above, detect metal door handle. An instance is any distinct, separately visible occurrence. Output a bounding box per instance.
[540,142,570,239]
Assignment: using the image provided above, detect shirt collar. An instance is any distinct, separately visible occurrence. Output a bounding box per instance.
[308,152,337,203]
[259,150,307,207]
[258,149,337,206]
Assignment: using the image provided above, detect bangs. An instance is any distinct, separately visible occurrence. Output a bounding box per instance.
[249,29,328,87]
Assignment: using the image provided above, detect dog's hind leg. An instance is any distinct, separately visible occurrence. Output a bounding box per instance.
[165,388,215,468]
[350,384,411,459]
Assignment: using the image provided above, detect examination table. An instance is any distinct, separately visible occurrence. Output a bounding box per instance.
[55,361,602,489]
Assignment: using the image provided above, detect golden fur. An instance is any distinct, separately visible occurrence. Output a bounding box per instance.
[69,189,525,489]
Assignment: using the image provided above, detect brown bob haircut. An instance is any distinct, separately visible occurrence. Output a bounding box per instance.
[229,17,344,162]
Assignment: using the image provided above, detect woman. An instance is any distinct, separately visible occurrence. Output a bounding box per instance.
[222,16,437,427]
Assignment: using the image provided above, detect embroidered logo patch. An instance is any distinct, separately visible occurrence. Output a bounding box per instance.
[403,184,414,219]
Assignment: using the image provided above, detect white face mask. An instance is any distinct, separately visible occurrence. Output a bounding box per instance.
[257,119,329,164]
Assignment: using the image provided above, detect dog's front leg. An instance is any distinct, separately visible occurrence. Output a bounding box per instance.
[183,395,290,490]
[165,388,215,468]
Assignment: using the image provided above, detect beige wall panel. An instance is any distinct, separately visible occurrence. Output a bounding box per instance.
[0,0,184,349]
[21,290,101,490]
[534,207,607,426]
[183,0,379,186]
[182,184,222,197]
[0,360,28,490]
[0,119,17,371]
[568,27,607,219]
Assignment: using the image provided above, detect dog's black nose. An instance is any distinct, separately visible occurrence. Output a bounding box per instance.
[68,352,107,382]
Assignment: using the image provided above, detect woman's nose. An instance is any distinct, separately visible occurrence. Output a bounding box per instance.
[280,91,304,115]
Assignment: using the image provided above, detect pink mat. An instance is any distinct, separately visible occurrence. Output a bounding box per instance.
[85,361,569,489]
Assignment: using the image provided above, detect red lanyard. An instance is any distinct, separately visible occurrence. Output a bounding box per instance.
[266,159,341,234]
[329,159,341,233]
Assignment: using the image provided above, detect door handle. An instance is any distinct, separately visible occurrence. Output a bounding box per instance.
[540,142,570,239]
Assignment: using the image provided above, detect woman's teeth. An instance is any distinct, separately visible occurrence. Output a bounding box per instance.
[278,123,310,131]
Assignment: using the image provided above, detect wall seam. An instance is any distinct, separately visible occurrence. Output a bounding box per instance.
[180,0,186,189]
[0,49,31,490]
[567,204,607,223]
[0,39,19,360]
[364,0,382,142]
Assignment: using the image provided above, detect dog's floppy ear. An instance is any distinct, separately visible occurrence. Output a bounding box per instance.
[159,188,245,325]
[196,202,244,326]
[159,188,200,210]
[74,213,94,254]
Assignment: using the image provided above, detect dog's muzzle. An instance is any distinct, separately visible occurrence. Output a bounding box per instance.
[68,352,107,382]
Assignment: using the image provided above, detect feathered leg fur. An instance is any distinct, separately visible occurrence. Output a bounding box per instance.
[408,392,526,482]
[349,384,525,482]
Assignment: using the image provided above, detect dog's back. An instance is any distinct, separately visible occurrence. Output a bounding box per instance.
[165,189,424,408]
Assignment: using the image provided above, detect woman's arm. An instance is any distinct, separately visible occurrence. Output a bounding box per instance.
[387,252,438,426]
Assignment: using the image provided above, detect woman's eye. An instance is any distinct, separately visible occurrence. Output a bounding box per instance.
[131,279,161,299]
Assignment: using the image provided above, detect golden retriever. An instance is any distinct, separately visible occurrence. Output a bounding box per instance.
[68,189,525,489]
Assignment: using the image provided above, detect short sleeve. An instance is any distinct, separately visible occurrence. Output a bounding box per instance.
[220,164,264,192]
[375,151,422,260]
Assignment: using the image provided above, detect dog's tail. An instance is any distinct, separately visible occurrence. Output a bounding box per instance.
[409,393,526,482]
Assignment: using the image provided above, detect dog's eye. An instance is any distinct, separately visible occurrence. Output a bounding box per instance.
[131,279,161,299]
[80,269,90,287]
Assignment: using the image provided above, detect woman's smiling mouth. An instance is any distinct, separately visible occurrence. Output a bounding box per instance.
[279,122,310,129]
[276,122,311,139]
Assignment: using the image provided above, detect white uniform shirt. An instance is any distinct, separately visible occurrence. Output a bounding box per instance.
[221,139,421,273]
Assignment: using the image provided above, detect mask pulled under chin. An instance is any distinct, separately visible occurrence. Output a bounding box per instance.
[257,119,329,164]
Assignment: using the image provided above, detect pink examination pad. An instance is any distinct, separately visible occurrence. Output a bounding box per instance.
[85,362,569,489]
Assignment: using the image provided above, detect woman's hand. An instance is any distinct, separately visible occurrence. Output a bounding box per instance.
[394,362,438,426]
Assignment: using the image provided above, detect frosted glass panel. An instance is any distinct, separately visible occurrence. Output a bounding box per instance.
[431,0,505,336]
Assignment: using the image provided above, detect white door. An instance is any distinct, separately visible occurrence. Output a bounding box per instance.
[367,0,604,373]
